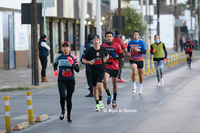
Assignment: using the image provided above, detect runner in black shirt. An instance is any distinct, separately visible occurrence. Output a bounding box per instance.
[82,35,109,112]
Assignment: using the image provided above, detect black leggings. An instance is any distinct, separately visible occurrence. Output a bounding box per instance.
[39,56,47,77]
[58,80,75,118]
[118,58,123,79]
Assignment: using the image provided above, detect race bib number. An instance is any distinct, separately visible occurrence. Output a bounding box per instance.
[107,58,113,62]
[62,71,72,77]
[132,51,139,55]
[94,59,102,65]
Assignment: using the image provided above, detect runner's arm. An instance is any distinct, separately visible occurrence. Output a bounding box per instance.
[191,42,194,49]
[140,41,146,54]
[163,43,167,59]
[118,39,127,50]
[150,45,153,54]
[117,53,124,59]
[53,63,58,71]
[183,43,186,50]
[139,50,146,54]
[73,64,80,72]
[53,55,59,71]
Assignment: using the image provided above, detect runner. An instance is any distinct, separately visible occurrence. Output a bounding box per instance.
[82,35,109,112]
[81,33,94,97]
[184,36,194,68]
[101,31,123,109]
[53,41,80,123]
[127,31,146,95]
[150,35,167,86]
[113,29,128,83]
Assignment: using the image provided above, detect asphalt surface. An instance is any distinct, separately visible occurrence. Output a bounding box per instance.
[1,51,200,133]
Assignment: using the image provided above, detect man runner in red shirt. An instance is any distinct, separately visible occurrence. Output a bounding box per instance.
[101,31,123,109]
[113,29,128,83]
[184,36,194,68]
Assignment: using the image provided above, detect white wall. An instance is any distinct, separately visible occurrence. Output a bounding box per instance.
[2,12,9,38]
[182,9,195,30]
[0,0,31,10]
[110,0,131,11]
[63,0,74,18]
[45,0,57,17]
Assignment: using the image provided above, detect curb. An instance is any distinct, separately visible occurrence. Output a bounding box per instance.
[12,122,29,131]
[35,114,50,122]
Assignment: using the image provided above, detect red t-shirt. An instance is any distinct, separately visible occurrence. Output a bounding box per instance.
[184,41,193,52]
[101,42,123,70]
[113,37,127,56]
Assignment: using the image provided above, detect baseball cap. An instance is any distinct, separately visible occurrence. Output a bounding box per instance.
[94,35,100,39]
[62,41,71,47]
[115,29,121,35]
[187,36,190,39]
[88,33,94,40]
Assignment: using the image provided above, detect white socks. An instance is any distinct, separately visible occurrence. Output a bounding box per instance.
[133,82,143,88]
[139,84,142,88]
[133,82,136,87]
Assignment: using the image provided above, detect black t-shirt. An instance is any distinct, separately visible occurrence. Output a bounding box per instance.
[84,46,108,72]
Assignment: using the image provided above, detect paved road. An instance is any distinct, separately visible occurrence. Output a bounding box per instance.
[1,53,200,133]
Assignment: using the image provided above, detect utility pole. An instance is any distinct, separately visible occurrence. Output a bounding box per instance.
[32,0,39,86]
[194,0,197,49]
[199,0,200,49]
[146,0,149,58]
[174,0,178,52]
[80,0,85,64]
[190,0,193,30]
[140,0,144,25]
[96,0,102,44]
[43,0,46,34]
[157,0,160,36]
[118,0,122,35]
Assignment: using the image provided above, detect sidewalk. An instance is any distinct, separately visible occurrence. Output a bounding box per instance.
[0,66,86,89]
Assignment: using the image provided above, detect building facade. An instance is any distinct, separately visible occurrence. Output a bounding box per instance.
[0,0,110,70]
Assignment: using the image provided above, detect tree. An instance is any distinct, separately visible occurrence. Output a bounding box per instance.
[112,7,146,39]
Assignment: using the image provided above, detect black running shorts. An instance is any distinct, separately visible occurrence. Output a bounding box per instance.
[91,71,105,87]
[186,52,192,57]
[130,60,143,69]
[105,68,119,78]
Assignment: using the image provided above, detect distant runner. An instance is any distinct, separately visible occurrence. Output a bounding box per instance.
[150,35,167,86]
[127,31,146,95]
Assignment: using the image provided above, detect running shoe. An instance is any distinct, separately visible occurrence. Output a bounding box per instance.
[118,78,126,83]
[107,96,112,105]
[156,82,160,86]
[95,104,100,112]
[67,117,73,123]
[132,85,137,93]
[189,64,191,68]
[139,87,142,95]
[99,100,104,110]
[160,78,164,85]
[60,110,66,121]
[112,100,117,109]
[187,63,189,67]
[85,93,93,97]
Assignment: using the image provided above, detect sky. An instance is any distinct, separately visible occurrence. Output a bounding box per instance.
[177,0,187,4]
[151,0,188,4]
